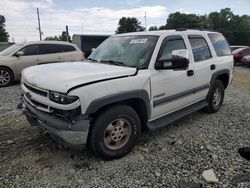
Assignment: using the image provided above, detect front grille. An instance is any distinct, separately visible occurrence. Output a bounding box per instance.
[30,99,48,109]
[24,83,48,97]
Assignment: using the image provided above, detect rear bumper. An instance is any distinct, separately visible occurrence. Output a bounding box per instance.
[22,98,90,149]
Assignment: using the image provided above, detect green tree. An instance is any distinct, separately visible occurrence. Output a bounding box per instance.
[0,15,9,42]
[166,12,200,29]
[159,25,167,30]
[116,17,145,34]
[149,26,158,31]
[45,31,71,42]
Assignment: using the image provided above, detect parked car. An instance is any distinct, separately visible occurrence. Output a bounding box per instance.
[242,55,250,66]
[232,47,250,65]
[21,30,233,160]
[0,41,84,87]
[230,45,249,52]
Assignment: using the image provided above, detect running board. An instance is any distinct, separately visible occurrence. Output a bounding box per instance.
[147,100,208,130]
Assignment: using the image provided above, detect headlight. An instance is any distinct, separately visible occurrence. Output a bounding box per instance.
[49,91,79,104]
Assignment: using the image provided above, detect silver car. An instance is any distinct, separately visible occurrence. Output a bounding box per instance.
[0,41,84,87]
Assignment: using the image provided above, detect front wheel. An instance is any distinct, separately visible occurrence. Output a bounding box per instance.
[89,105,141,160]
[205,80,225,113]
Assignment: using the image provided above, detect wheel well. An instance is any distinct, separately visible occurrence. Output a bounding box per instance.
[216,73,229,89]
[89,98,149,130]
[0,66,14,80]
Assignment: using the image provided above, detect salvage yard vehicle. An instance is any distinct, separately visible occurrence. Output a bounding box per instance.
[20,29,233,160]
[232,47,250,65]
[230,45,249,52]
[242,55,250,66]
[0,41,84,87]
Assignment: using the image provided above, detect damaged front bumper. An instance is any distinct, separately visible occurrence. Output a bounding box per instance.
[22,98,90,149]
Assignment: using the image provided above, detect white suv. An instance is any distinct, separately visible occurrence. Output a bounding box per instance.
[21,30,234,160]
[0,41,84,87]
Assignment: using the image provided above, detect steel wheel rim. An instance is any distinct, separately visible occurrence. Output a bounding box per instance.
[104,118,132,150]
[0,70,10,86]
[213,88,222,107]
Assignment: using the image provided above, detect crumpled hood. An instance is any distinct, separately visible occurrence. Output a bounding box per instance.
[22,62,137,93]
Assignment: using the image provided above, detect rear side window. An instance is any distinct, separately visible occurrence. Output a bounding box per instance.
[56,44,76,52]
[188,36,212,62]
[39,44,76,54]
[208,33,231,56]
[242,48,250,54]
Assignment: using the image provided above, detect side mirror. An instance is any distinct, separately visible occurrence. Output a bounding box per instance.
[155,49,189,70]
[15,51,24,57]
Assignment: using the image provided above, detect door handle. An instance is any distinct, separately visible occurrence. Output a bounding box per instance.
[187,70,194,77]
[210,64,216,70]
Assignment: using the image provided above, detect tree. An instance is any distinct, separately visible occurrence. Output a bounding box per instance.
[116,17,145,34]
[45,31,71,42]
[166,12,200,29]
[0,15,9,42]
[149,26,158,31]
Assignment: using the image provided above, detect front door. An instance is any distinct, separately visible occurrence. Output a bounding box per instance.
[150,35,197,120]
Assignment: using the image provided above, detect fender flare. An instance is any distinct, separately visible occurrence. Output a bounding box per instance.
[86,89,151,118]
[207,69,230,99]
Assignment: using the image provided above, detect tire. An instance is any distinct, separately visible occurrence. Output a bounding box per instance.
[0,67,14,87]
[205,80,225,113]
[89,105,141,160]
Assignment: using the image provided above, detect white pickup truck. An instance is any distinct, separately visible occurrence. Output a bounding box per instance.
[21,30,233,160]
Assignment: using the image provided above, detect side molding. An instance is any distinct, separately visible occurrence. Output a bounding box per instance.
[86,90,151,117]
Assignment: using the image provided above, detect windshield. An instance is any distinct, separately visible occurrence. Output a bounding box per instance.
[88,35,159,68]
[0,43,24,56]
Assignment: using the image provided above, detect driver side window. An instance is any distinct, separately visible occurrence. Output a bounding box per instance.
[20,45,40,56]
[159,38,186,60]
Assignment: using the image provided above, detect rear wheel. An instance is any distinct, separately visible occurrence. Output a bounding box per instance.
[0,67,13,87]
[205,80,225,113]
[89,105,141,160]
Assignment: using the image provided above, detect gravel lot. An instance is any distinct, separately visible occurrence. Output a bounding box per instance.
[0,67,249,187]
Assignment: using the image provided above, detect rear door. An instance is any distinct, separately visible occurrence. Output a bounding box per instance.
[38,44,61,64]
[186,35,213,100]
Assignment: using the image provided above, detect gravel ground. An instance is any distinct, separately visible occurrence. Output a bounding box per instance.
[0,67,249,187]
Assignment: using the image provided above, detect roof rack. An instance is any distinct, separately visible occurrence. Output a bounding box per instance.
[175,28,216,32]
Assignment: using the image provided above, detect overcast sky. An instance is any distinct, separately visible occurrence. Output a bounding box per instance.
[0,0,249,42]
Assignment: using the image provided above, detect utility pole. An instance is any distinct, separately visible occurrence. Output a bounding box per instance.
[66,25,69,42]
[37,8,42,40]
[144,12,147,31]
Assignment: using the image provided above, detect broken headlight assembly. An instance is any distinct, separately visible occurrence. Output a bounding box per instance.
[49,91,79,104]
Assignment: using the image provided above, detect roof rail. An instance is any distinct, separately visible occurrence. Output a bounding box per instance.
[176,28,217,32]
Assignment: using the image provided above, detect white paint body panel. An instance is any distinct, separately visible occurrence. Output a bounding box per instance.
[21,30,234,123]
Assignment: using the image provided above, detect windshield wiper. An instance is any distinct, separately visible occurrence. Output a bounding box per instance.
[100,60,125,66]
[87,58,98,62]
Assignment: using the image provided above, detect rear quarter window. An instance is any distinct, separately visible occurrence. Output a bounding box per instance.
[208,33,231,56]
[188,36,212,62]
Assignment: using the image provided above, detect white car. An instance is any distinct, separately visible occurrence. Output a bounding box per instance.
[0,41,84,87]
[21,30,233,160]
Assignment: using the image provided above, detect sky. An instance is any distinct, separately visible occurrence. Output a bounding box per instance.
[0,0,249,42]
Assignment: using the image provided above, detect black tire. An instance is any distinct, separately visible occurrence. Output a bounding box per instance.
[0,67,14,87]
[89,105,141,160]
[205,80,225,113]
